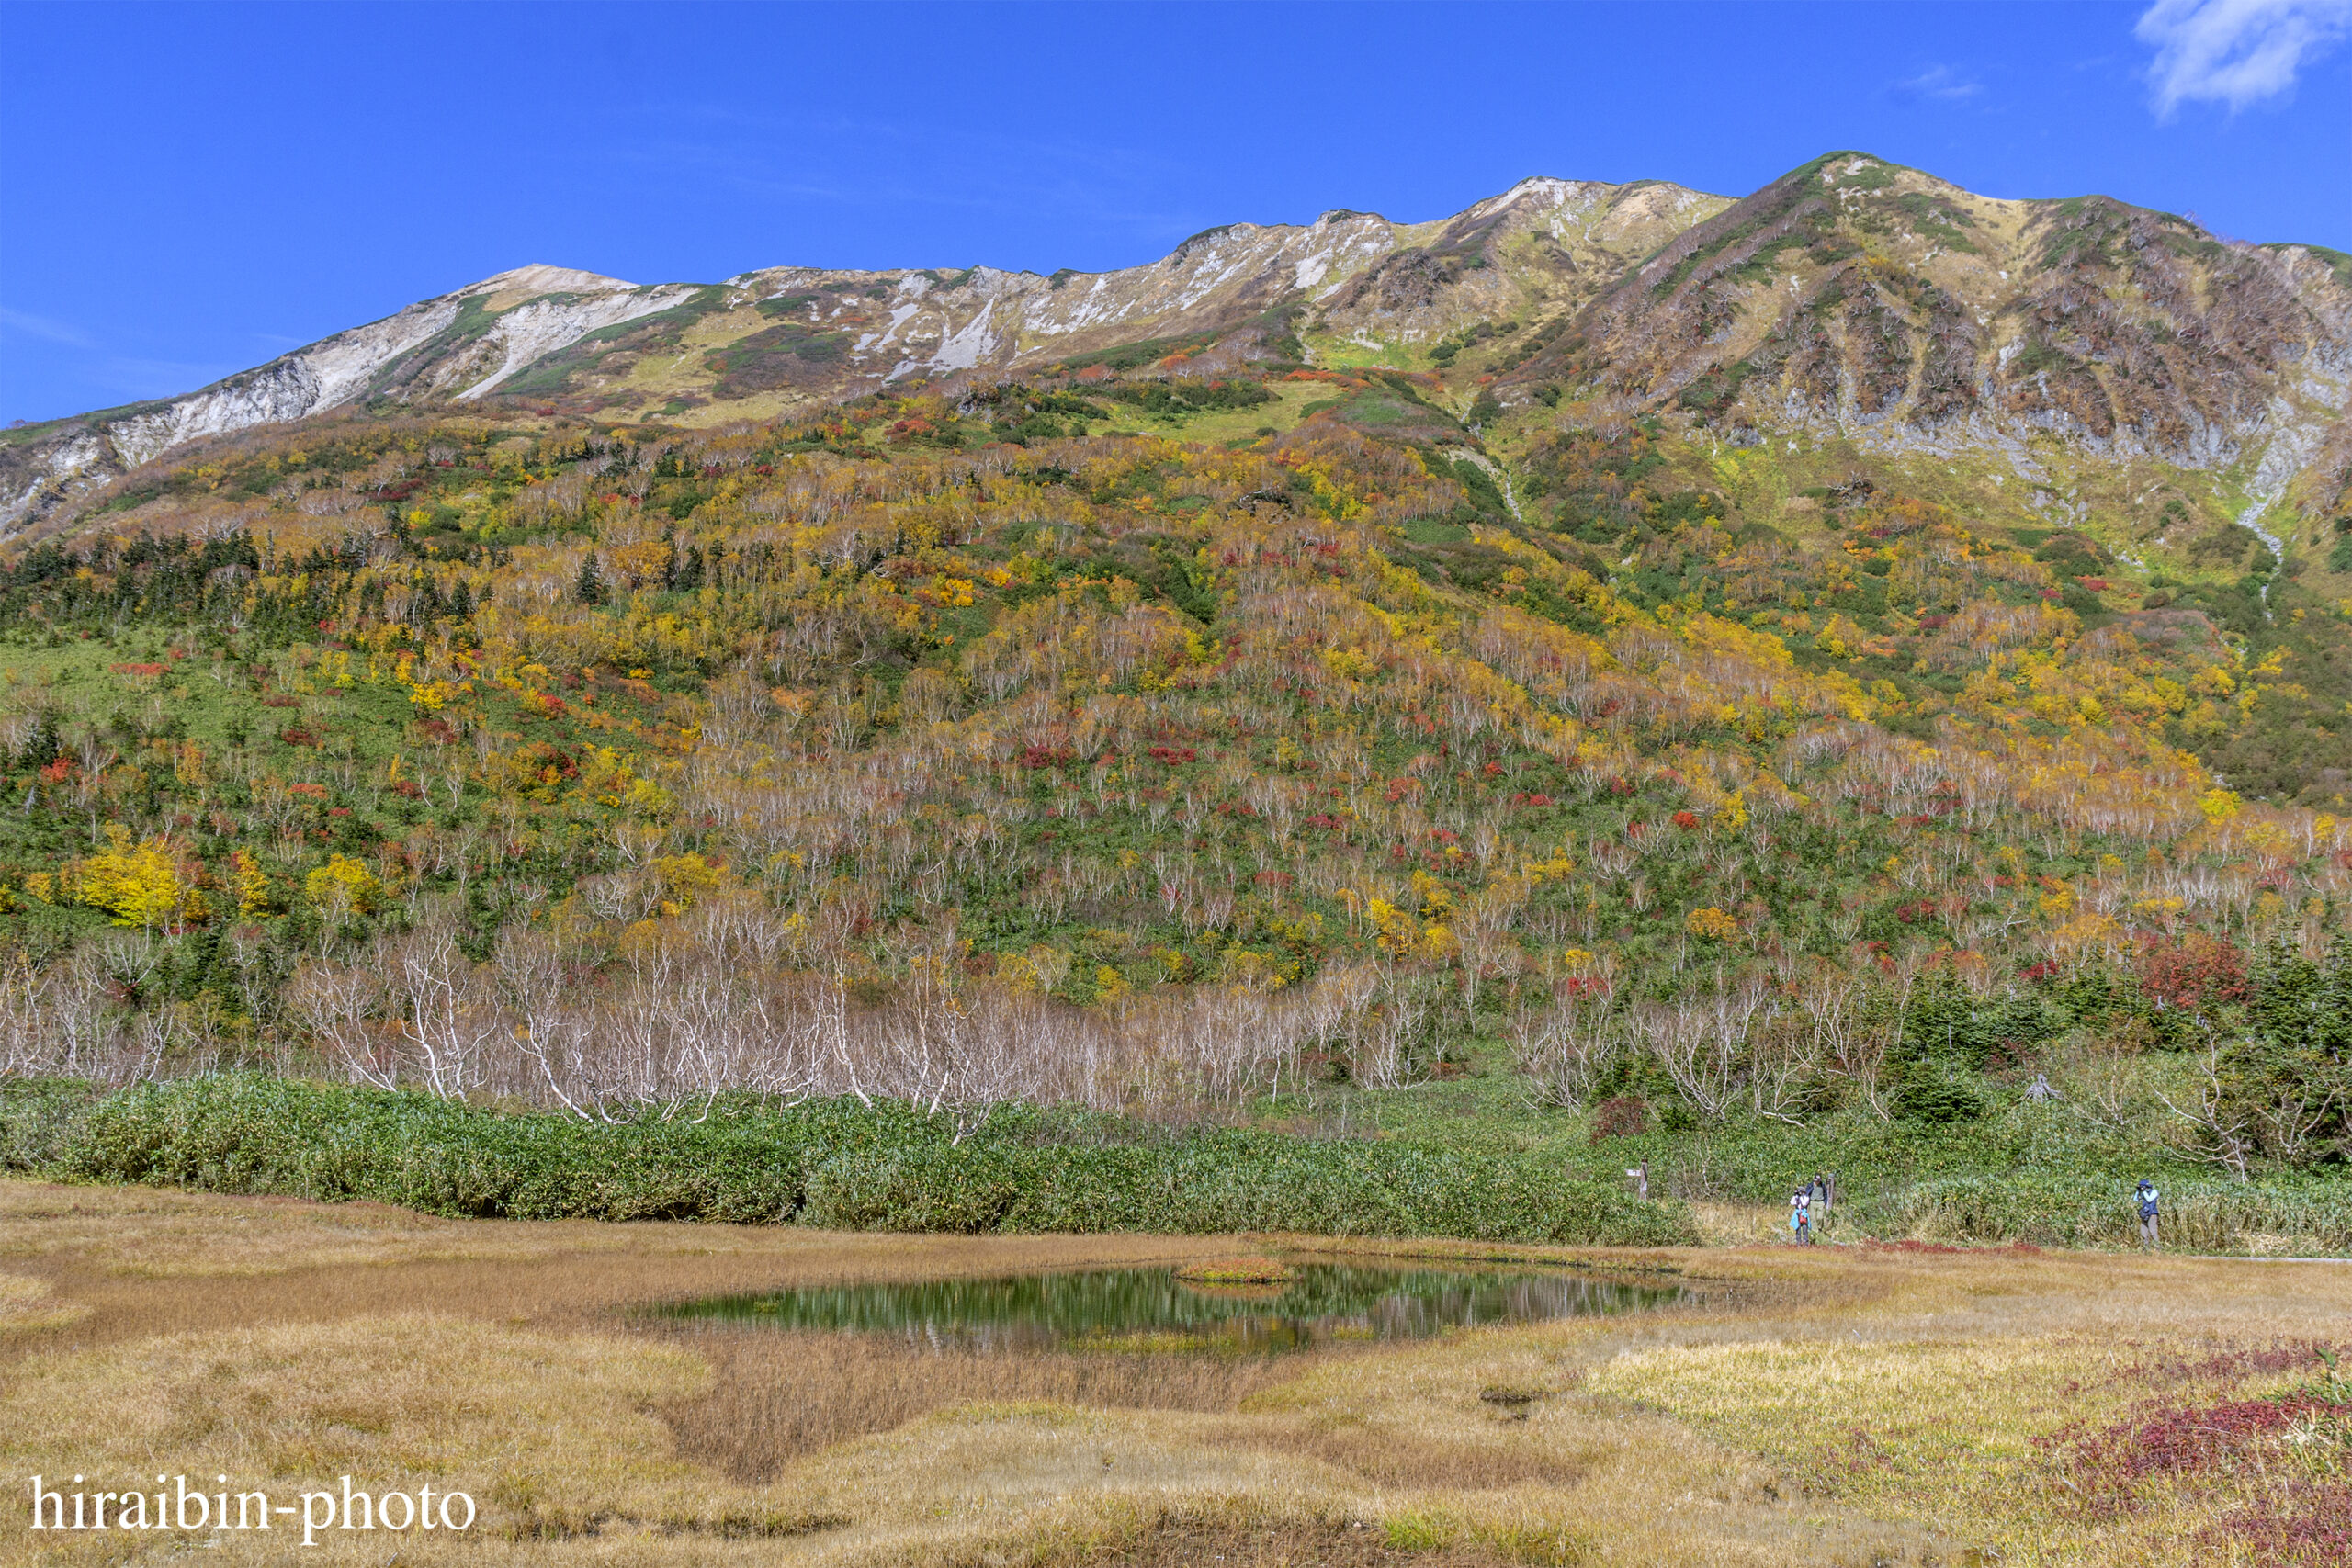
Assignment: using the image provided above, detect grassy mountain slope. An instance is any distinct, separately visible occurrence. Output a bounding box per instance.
[2,152,2350,1244]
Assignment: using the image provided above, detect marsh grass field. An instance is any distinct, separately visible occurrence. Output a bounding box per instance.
[1,1180,2348,1565]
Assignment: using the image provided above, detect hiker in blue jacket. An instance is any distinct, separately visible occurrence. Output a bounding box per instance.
[2135,1179,2160,1249]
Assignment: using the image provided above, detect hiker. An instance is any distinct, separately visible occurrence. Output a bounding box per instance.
[2135,1179,2160,1249]
[1790,1187,1813,1244]
[1625,1159,1649,1201]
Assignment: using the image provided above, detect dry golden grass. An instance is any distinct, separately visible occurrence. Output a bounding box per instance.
[1174,1256,1295,1284]
[0,1178,1238,1280]
[0,1178,2346,1565]
[0,1273,83,1336]
[1688,1201,1781,1247]
[662,1325,1309,1479]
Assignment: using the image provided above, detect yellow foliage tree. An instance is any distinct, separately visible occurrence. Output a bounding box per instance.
[650,852,726,914]
[1364,897,1423,957]
[232,851,275,918]
[305,855,380,919]
[77,829,192,929]
[1685,907,1740,941]
[1408,869,1453,919]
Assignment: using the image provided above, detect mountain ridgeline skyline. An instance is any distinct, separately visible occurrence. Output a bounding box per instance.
[6,151,2346,550]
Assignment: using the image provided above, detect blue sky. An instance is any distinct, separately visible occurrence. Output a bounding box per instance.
[2,0,2346,423]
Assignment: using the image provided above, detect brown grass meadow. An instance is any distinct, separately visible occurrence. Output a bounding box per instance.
[0,1179,2346,1566]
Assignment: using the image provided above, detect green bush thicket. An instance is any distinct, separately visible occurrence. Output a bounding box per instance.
[0,1076,1699,1247]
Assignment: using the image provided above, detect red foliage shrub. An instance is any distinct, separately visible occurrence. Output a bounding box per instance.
[2137,933,2249,1010]
[1671,810,1701,829]
[1148,746,1197,765]
[1589,1095,1647,1141]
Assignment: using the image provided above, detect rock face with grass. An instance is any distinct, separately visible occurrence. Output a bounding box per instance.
[1,268,702,532]
[1499,154,2351,493]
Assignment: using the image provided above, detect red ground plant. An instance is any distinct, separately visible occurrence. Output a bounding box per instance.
[2041,1348,2350,1562]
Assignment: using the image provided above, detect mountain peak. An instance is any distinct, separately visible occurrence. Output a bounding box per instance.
[462,265,641,309]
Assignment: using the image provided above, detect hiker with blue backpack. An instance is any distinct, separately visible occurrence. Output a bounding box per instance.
[2135,1179,2159,1249]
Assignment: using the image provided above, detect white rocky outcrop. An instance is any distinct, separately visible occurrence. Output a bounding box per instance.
[1,265,666,535]
[452,284,702,400]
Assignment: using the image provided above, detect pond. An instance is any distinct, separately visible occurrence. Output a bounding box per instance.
[659,1258,1682,1354]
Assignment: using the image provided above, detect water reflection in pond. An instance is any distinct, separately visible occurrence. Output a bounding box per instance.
[662,1259,1680,1354]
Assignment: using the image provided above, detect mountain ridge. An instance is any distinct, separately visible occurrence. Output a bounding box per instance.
[3,173,1730,533]
[4,152,2346,564]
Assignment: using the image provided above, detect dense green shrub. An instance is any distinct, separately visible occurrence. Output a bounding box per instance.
[1891,1065,1987,1125]
[0,1077,1697,1247]
[1850,1172,2352,1254]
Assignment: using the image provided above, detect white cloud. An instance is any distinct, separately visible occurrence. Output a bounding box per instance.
[0,307,94,348]
[1890,65,1984,103]
[2135,0,2352,114]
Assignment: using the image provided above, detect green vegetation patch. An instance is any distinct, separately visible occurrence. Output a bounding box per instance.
[0,1077,1701,1247]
